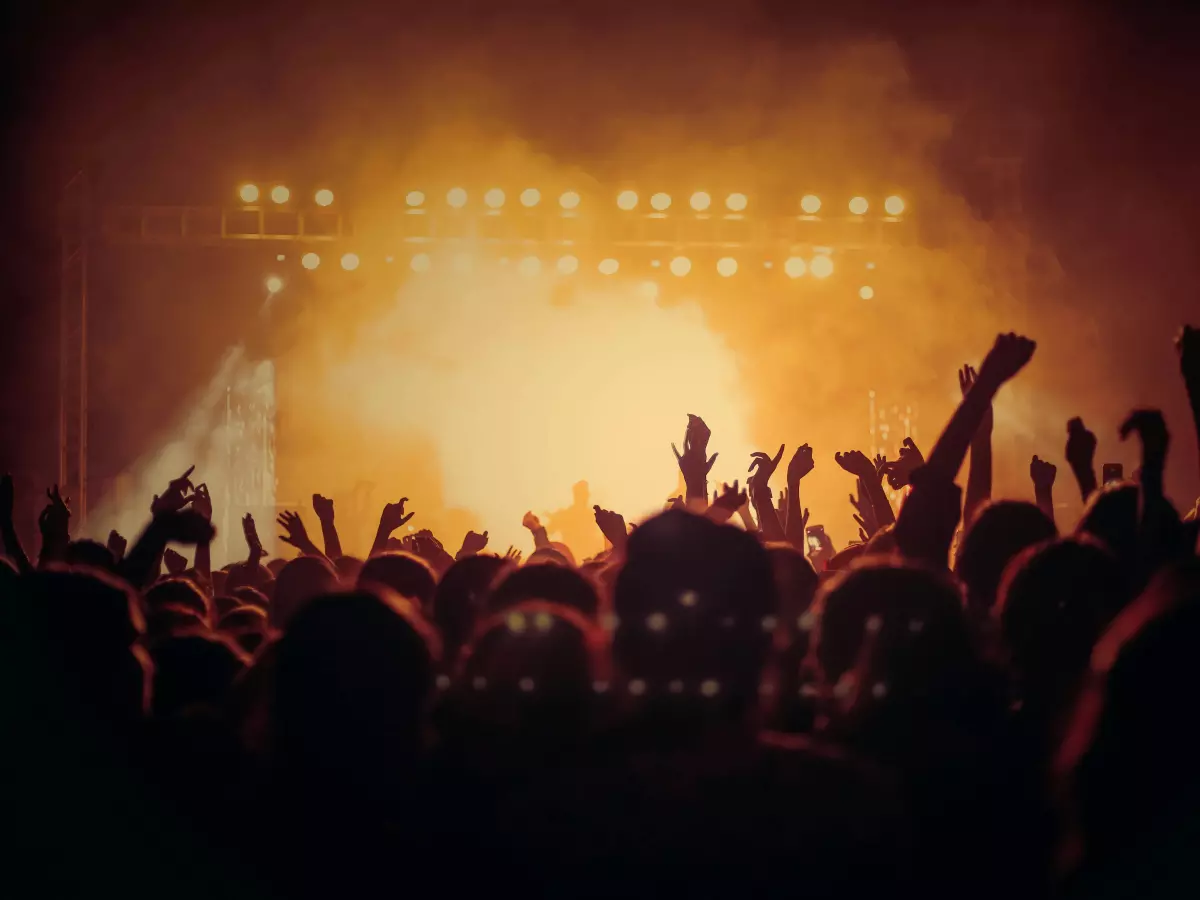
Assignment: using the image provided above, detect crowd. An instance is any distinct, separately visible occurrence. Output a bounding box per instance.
[3,327,1200,899]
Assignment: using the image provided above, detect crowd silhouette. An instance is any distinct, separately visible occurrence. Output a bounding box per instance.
[3,327,1200,899]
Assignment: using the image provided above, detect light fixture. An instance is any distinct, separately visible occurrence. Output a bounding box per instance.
[598,258,619,275]
[849,196,869,215]
[617,190,638,210]
[800,194,821,214]
[884,195,905,215]
[406,190,425,207]
[484,188,505,209]
[520,188,541,207]
[810,255,834,279]
[238,184,259,203]
[270,185,290,204]
[301,252,320,270]
[340,252,360,271]
[717,257,738,277]
[559,191,581,210]
[726,193,748,212]
[650,192,671,211]
[447,187,468,208]
[314,188,334,207]
[670,256,691,277]
[690,192,711,212]
[784,257,807,278]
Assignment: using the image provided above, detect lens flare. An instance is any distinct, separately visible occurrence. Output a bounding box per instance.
[690,192,711,212]
[271,185,290,204]
[557,255,579,275]
[520,188,541,207]
[717,257,738,277]
[725,193,748,212]
[239,184,259,203]
[301,252,320,270]
[265,275,283,293]
[810,255,834,279]
[670,256,692,277]
[650,192,671,211]
[859,285,875,300]
[784,257,807,278]
[340,252,360,271]
[314,189,334,207]
[848,196,869,215]
[406,191,425,207]
[884,195,905,215]
[484,188,505,209]
[617,190,638,211]
[800,194,821,214]
[559,191,581,210]
[598,258,619,275]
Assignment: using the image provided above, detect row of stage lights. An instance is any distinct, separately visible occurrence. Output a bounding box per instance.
[237,183,906,216]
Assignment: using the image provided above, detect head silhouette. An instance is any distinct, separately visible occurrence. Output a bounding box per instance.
[147,629,248,719]
[432,554,512,670]
[955,500,1057,619]
[487,562,600,618]
[145,577,211,627]
[270,555,339,631]
[357,551,437,612]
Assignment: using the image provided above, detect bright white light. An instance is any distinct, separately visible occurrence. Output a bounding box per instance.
[849,196,869,215]
[314,188,334,207]
[810,255,834,279]
[301,252,320,270]
[559,191,581,210]
[884,195,905,215]
[271,185,290,204]
[670,256,691,277]
[800,194,821,214]
[717,257,738,277]
[690,192,711,211]
[617,190,638,211]
[406,191,425,207]
[784,257,807,278]
[265,276,283,293]
[238,184,259,203]
[650,192,671,211]
[518,256,541,277]
[447,187,468,208]
[598,258,619,275]
[859,285,874,300]
[340,252,360,271]
[556,255,579,275]
[411,253,432,273]
[726,193,748,212]
[520,188,541,207]
[484,188,505,209]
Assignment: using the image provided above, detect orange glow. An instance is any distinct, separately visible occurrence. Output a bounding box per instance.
[810,255,834,278]
[670,256,691,277]
[518,256,541,277]
[301,252,320,270]
[784,257,807,278]
[271,185,290,204]
[447,187,468,208]
[406,191,425,207]
[717,257,738,277]
[690,192,711,211]
[314,188,334,207]
[617,190,638,210]
[412,253,432,273]
[559,191,581,210]
[341,252,360,271]
[725,193,748,212]
[848,196,869,215]
[598,258,619,275]
[520,188,541,207]
[640,281,659,300]
[452,253,472,274]
[557,255,579,275]
[239,184,259,203]
[884,195,905,215]
[800,194,821,214]
[265,275,283,293]
[859,285,875,299]
[650,192,671,211]
[484,188,505,209]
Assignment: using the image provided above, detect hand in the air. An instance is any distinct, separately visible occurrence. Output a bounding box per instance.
[1177,325,1200,386]
[242,513,264,559]
[882,438,925,490]
[711,481,747,514]
[188,483,213,521]
[593,505,628,546]
[277,510,317,553]
[164,547,188,576]
[38,485,71,542]
[672,414,719,491]
[505,546,523,563]
[748,444,786,487]
[787,444,814,483]
[0,473,13,527]
[1120,409,1170,466]
[107,529,127,561]
[834,450,876,480]
[1030,455,1058,492]
[312,493,335,522]
[152,465,196,515]
[977,332,1037,388]
[380,498,414,534]
[1065,417,1097,472]
[959,363,993,436]
[522,511,542,531]
[157,509,215,545]
[460,530,489,554]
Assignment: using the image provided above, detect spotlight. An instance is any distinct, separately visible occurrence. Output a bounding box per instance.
[859,285,874,300]
[559,191,581,210]
[518,256,541,277]
[690,192,711,212]
[556,255,579,275]
[784,257,807,278]
[314,188,334,207]
[716,257,738,277]
[276,254,286,262]
[650,192,671,211]
[669,256,691,277]
[617,190,638,211]
[800,194,821,214]
[640,281,659,300]
[849,196,869,215]
[447,187,468,208]
[484,188,505,209]
[301,252,320,270]
[810,255,834,279]
[411,253,432,273]
[265,275,283,293]
[238,184,259,203]
[884,195,905,215]
[598,258,619,275]
[340,252,360,271]
[270,185,290,204]
[726,193,748,212]
[520,188,541,207]
[406,191,425,207]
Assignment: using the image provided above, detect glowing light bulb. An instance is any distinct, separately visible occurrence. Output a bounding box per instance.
[446,187,468,208]
[690,192,711,211]
[411,253,432,273]
[559,191,581,210]
[270,185,290,204]
[810,255,834,279]
[520,188,541,207]
[314,188,334,207]
[238,184,259,203]
[650,192,671,211]
[518,256,541,277]
[301,252,320,270]
[556,255,579,275]
[726,193,748,212]
[859,285,874,300]
[717,257,738,277]
[669,256,691,277]
[784,257,807,278]
[617,190,638,210]
[265,275,283,293]
[598,258,619,275]
[484,188,505,209]
[884,195,905,215]
[340,252,360,271]
[800,194,821,214]
[406,191,425,207]
[849,196,869,215]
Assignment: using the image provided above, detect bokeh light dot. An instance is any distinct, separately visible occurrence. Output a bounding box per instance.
[800,194,822,214]
[670,256,692,277]
[520,188,541,207]
[784,257,807,278]
[301,252,320,270]
[717,257,738,277]
[650,192,671,211]
[314,188,334,207]
[690,191,711,211]
[557,255,579,275]
[265,275,283,293]
[617,190,638,210]
[559,191,581,210]
[411,253,432,273]
[270,185,290,204]
[340,252,360,271]
[849,196,869,215]
[406,190,425,207]
[884,195,905,215]
[446,187,468,208]
[238,183,259,203]
[518,256,541,277]
[484,188,505,209]
[859,285,875,300]
[810,255,834,279]
[726,193,748,212]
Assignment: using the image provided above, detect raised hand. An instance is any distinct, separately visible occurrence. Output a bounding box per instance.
[834,449,875,480]
[748,444,786,487]
[593,505,628,548]
[873,454,887,478]
[787,444,815,483]
[106,529,127,561]
[1065,418,1098,473]
[672,414,719,501]
[959,364,993,438]
[0,473,13,528]
[460,529,489,555]
[707,481,747,525]
[163,547,188,576]
[151,465,196,515]
[380,498,414,534]
[850,477,880,538]
[188,483,213,520]
[312,493,335,522]
[505,546,523,563]
[522,511,542,531]
[278,510,321,556]
[883,438,925,489]
[38,485,71,558]
[242,513,264,561]
[155,508,215,545]
[1030,455,1057,492]
[977,332,1037,387]
[1120,409,1170,467]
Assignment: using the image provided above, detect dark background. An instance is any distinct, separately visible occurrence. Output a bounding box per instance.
[1,0,1197,516]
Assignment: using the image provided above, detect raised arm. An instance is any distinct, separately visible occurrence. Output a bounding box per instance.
[457,529,489,560]
[593,506,628,552]
[783,444,814,550]
[748,444,786,542]
[672,414,718,512]
[312,493,343,559]
[0,474,33,574]
[834,449,896,534]
[958,365,993,525]
[1177,325,1200,482]
[189,483,213,582]
[1030,455,1057,524]
[119,510,215,591]
[371,498,414,557]
[37,486,71,568]
[1064,417,1099,503]
[522,511,551,550]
